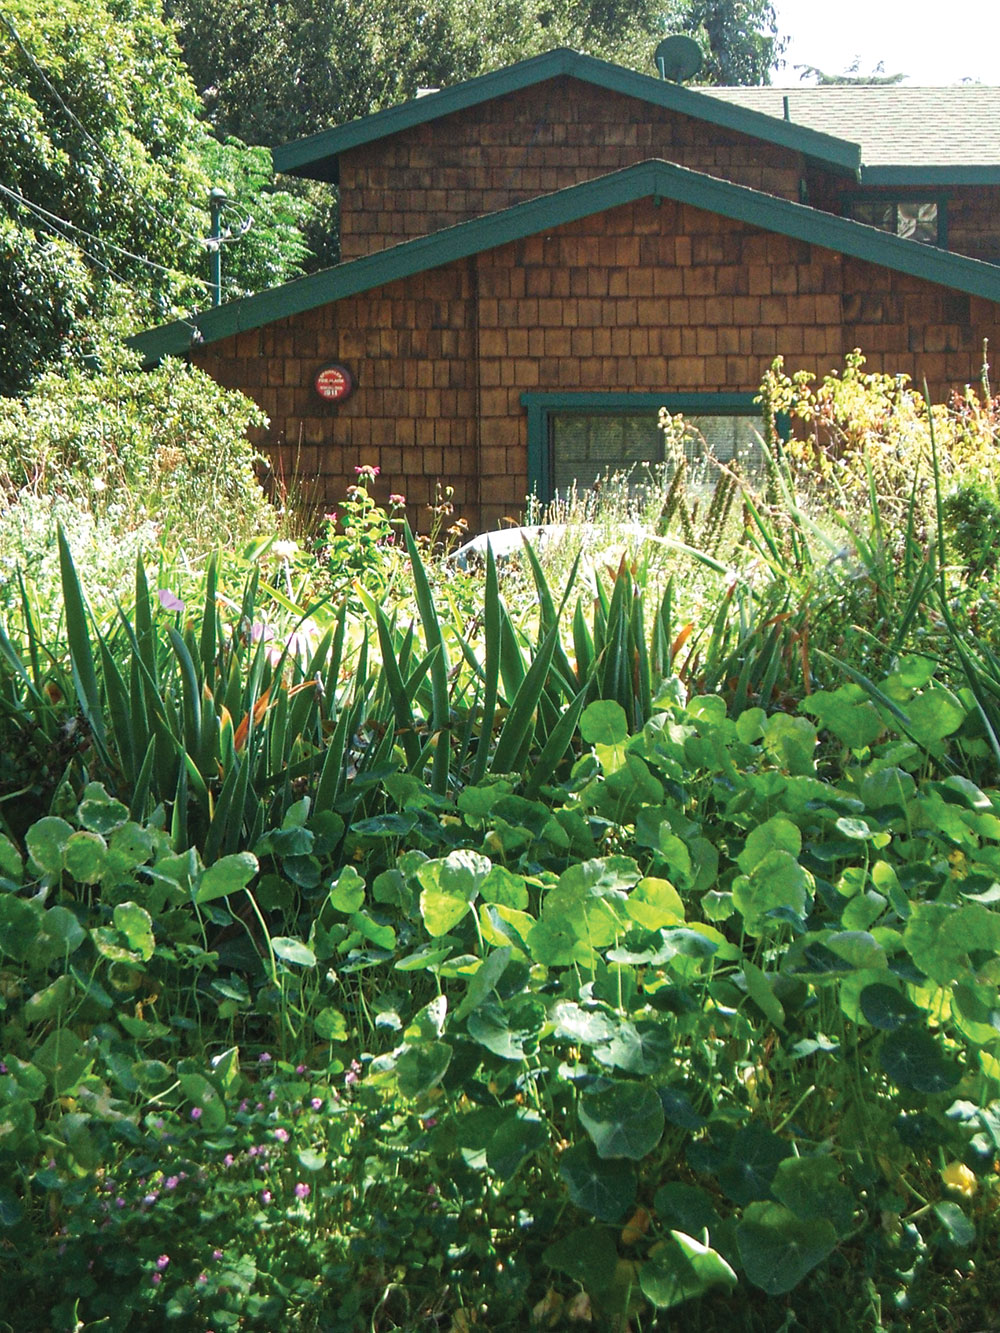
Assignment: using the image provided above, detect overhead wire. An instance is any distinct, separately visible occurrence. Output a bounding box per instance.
[0,4,232,252]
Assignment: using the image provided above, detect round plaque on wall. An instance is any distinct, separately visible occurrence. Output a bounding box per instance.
[314,363,355,403]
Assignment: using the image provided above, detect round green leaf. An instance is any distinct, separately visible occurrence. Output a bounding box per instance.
[579,1080,665,1160]
[25,817,74,877]
[178,1071,227,1131]
[196,852,258,904]
[640,1233,737,1309]
[113,902,155,962]
[859,982,923,1030]
[466,997,544,1061]
[559,1140,636,1222]
[933,1200,975,1247]
[396,1040,451,1098]
[62,831,107,884]
[879,1028,962,1094]
[581,700,629,747]
[314,1007,349,1041]
[771,1155,855,1234]
[271,937,317,967]
[653,1182,719,1234]
[737,1202,837,1294]
[328,865,366,913]
[486,1110,547,1178]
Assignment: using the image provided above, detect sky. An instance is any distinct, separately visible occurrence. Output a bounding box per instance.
[769,0,1000,85]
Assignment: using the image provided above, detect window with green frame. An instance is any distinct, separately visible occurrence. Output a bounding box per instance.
[521,392,769,503]
[844,195,947,248]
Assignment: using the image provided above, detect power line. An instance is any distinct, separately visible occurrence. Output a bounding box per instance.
[0,180,230,295]
[0,5,214,251]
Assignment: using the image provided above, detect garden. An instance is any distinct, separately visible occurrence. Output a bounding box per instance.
[3,347,1000,1331]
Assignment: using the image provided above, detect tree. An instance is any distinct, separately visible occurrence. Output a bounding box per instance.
[168,0,786,153]
[0,0,313,395]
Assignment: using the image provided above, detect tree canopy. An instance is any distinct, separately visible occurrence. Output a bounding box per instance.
[168,0,785,151]
[0,0,312,395]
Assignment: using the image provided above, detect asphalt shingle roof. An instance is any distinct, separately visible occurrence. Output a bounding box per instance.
[701,85,1000,169]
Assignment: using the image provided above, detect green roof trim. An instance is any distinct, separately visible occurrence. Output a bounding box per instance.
[862,166,1000,186]
[129,157,1000,365]
[272,48,861,183]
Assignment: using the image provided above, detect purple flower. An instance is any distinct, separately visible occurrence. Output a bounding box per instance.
[296,1064,307,1074]
[157,589,185,613]
[150,1272,162,1287]
[310,1097,323,1111]
[344,1060,361,1087]
[197,1273,208,1286]
[155,1255,170,1271]
[260,1190,272,1205]
[258,1052,272,1064]
[212,1249,223,1261]
[294,1182,310,1199]
[142,1192,158,1206]
[190,1106,202,1122]
[223,1154,234,1168]
[115,1198,125,1208]
[273,1127,289,1143]
[165,1176,179,1191]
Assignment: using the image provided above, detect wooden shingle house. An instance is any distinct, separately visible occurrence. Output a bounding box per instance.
[132,49,1000,532]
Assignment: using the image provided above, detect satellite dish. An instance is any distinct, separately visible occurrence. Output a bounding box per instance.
[654,35,703,83]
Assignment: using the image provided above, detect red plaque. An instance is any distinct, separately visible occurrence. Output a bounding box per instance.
[314,363,354,402]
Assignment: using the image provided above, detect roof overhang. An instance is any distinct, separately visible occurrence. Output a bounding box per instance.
[861,165,1000,186]
[130,157,1000,365]
[272,48,862,185]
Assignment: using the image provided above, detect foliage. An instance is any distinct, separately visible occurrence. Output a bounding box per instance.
[168,0,784,165]
[0,0,316,394]
[0,347,274,610]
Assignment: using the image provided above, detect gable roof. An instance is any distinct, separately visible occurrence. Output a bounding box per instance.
[130,156,1000,365]
[272,47,862,184]
[703,85,1000,184]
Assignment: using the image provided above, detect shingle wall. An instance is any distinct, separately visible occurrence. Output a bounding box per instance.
[337,77,805,259]
[196,197,1000,533]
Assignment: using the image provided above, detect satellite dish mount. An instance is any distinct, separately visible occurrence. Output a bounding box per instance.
[654,35,703,83]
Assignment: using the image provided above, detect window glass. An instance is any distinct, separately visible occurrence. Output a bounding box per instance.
[849,199,939,245]
[549,412,763,498]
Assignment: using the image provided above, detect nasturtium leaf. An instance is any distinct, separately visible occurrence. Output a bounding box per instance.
[24,975,77,1025]
[953,981,1000,1046]
[62,831,107,884]
[842,889,887,932]
[131,1059,175,1094]
[551,1001,618,1047]
[543,1224,620,1292]
[859,982,923,1030]
[34,1028,92,1096]
[736,708,767,744]
[934,1201,976,1247]
[394,940,456,972]
[737,1202,837,1294]
[418,851,489,936]
[762,713,817,775]
[177,1071,227,1131]
[579,1081,665,1160]
[0,834,21,883]
[906,688,967,745]
[801,685,883,749]
[196,852,258,904]
[480,865,529,910]
[738,818,802,874]
[594,1020,674,1076]
[0,1187,24,1228]
[880,1028,962,1094]
[658,1087,708,1132]
[486,1110,546,1177]
[626,877,684,931]
[771,1156,854,1234]
[350,812,418,837]
[407,995,448,1041]
[455,947,512,1023]
[703,1122,791,1205]
[480,903,534,955]
[827,930,886,971]
[732,854,812,935]
[527,919,597,969]
[39,906,86,958]
[741,961,785,1028]
[559,1140,637,1222]
[107,822,156,873]
[640,1233,737,1309]
[396,1040,452,1098]
[905,902,1000,986]
[349,910,396,951]
[466,997,544,1061]
[581,700,629,747]
[271,937,317,967]
[25,817,74,877]
[653,1182,718,1233]
[328,866,366,914]
[297,1148,326,1172]
[78,784,130,834]
[314,1008,349,1041]
[113,902,155,962]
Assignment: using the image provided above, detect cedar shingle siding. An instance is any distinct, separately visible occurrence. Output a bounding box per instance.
[197,197,1000,533]
[132,55,1000,533]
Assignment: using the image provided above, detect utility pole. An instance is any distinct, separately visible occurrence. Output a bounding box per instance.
[208,187,228,307]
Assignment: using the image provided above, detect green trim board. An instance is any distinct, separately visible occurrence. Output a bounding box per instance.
[862,166,1000,187]
[130,157,1000,367]
[272,47,861,184]
[521,391,762,500]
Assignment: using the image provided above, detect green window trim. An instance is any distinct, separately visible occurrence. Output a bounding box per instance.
[521,391,771,503]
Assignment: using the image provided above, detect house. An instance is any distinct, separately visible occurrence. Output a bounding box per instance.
[131,49,1000,533]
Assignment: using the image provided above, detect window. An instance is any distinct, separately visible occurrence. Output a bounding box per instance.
[847,198,945,247]
[522,393,769,505]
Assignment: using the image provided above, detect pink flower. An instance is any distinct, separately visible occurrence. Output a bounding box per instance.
[150,1272,161,1287]
[212,1249,223,1261]
[294,1182,310,1199]
[164,1176,179,1191]
[261,1190,272,1205]
[388,493,406,506]
[273,1127,290,1143]
[157,589,185,613]
[190,1106,202,1121]
[258,1052,272,1064]
[156,1255,170,1271]
[310,1097,323,1111]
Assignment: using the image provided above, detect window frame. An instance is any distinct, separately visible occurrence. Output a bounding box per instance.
[520,391,767,504]
[840,190,949,248]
